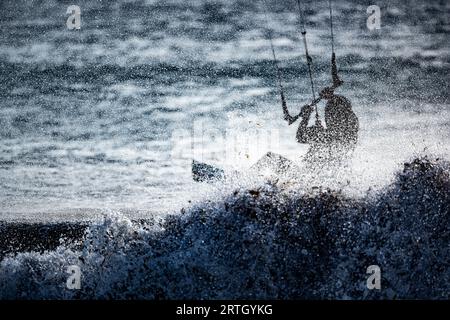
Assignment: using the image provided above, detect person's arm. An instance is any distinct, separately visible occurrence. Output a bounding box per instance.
[331,53,343,88]
[284,110,301,125]
[281,93,302,125]
[295,105,315,143]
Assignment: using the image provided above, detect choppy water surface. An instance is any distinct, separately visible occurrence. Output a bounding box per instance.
[0,0,449,221]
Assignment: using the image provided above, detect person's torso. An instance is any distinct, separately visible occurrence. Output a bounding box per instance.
[302,95,358,168]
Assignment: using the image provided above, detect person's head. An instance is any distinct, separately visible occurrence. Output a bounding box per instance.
[319,87,334,100]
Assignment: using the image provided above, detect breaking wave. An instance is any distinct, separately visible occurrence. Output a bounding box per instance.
[0,156,448,299]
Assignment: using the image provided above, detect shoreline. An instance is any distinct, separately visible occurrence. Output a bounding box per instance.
[0,222,88,259]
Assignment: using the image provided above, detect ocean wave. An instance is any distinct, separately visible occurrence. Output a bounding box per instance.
[0,155,448,299]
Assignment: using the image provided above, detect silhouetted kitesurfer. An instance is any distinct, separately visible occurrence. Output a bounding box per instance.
[287,54,359,169]
[192,1,359,182]
[275,0,359,171]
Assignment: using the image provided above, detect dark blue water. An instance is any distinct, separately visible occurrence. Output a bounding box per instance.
[0,156,448,299]
[0,0,449,222]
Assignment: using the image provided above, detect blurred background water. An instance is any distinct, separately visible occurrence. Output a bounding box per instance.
[0,0,449,221]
